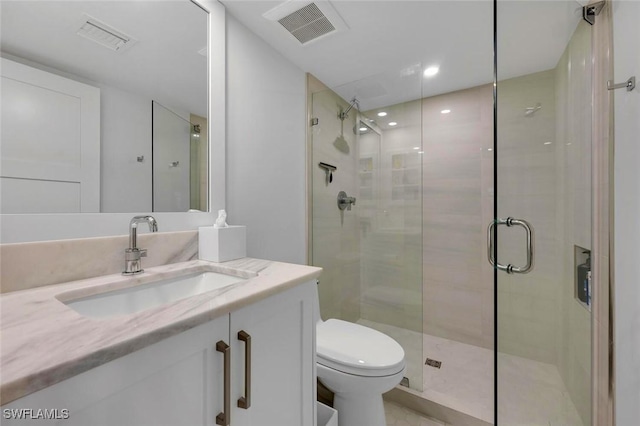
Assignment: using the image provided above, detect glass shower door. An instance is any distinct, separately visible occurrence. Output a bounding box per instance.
[152,101,192,212]
[495,1,593,424]
[309,73,424,393]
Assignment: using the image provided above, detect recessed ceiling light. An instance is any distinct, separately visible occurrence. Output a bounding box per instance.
[544,141,553,145]
[488,148,493,152]
[423,66,439,77]
[418,151,424,154]
[441,109,451,114]
[359,127,368,132]
[413,147,420,150]
[388,122,397,126]
[377,111,387,117]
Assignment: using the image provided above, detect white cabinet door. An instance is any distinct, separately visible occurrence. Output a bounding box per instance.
[0,58,100,213]
[1,317,229,426]
[230,281,316,426]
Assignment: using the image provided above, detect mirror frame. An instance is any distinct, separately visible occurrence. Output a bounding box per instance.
[0,0,225,244]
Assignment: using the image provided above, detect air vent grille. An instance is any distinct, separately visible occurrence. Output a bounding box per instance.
[278,3,336,45]
[76,16,136,52]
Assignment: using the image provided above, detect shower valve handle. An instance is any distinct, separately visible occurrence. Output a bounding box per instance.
[337,191,356,211]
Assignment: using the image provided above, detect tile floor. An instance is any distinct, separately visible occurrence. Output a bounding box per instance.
[362,320,584,426]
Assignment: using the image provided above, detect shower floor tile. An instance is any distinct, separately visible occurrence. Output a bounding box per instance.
[360,319,584,426]
[498,354,585,426]
[421,333,493,423]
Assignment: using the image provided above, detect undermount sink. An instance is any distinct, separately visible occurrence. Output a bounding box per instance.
[64,272,246,319]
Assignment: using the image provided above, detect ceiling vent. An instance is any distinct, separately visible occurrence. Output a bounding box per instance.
[76,15,136,52]
[263,1,348,45]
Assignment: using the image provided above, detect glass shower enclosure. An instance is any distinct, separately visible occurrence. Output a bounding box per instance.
[307,1,596,424]
[309,72,424,392]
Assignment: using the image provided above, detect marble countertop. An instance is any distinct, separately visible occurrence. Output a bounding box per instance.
[0,258,322,405]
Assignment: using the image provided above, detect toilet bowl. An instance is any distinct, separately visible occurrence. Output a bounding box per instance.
[314,287,406,426]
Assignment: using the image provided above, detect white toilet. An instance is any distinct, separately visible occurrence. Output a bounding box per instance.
[315,287,406,426]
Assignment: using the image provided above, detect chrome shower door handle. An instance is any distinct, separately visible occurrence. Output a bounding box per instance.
[487,217,535,274]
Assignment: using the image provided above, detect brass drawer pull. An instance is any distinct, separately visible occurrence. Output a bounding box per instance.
[216,340,230,425]
[237,330,252,409]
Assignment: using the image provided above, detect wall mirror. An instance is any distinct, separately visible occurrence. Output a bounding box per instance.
[0,0,226,243]
[1,0,210,214]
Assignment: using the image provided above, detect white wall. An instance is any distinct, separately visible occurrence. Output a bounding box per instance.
[101,85,152,212]
[225,15,307,264]
[2,57,198,214]
[102,87,197,213]
[613,0,640,423]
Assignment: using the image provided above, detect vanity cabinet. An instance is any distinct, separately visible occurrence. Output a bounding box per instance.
[2,281,316,426]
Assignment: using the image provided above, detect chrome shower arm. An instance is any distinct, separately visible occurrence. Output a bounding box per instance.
[339,97,360,121]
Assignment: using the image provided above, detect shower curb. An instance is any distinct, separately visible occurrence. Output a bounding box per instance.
[384,386,492,426]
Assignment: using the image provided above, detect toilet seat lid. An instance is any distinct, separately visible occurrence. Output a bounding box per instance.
[316,319,405,377]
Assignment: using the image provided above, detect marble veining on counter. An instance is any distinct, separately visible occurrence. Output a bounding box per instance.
[0,231,199,294]
[0,258,322,405]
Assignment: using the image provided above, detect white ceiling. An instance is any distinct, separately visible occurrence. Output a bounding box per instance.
[221,0,583,110]
[1,1,208,117]
[1,0,584,115]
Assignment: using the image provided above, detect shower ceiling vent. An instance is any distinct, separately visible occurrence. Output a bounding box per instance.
[263,1,348,45]
[76,15,137,52]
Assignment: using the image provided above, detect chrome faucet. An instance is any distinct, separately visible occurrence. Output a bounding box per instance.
[123,215,158,275]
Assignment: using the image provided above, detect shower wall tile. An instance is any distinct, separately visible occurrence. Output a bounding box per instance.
[358,99,424,334]
[554,19,594,426]
[423,281,486,347]
[496,69,561,367]
[309,80,361,323]
[421,84,494,349]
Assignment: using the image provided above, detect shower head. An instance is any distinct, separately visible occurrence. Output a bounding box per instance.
[334,134,350,154]
[339,97,360,121]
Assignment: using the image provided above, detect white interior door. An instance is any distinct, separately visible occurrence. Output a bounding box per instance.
[0,58,100,213]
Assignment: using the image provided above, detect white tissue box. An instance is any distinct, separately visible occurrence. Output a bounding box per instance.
[198,225,246,263]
